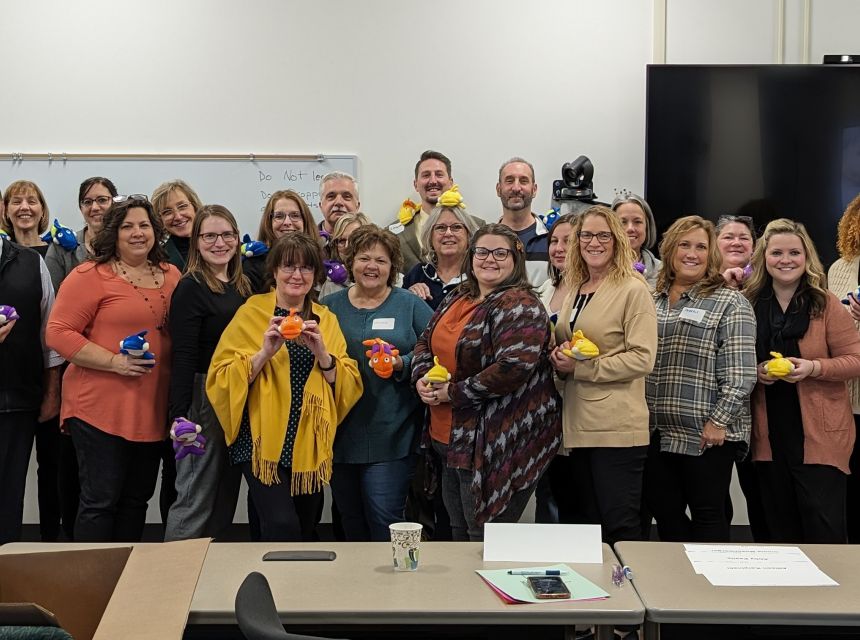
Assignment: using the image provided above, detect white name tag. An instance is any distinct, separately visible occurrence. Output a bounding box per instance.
[372,317,396,330]
[680,307,706,323]
[388,222,405,235]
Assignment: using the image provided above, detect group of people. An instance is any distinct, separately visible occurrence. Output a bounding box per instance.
[1,148,859,551]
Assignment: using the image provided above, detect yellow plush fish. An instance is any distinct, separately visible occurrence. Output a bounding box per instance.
[437,185,465,209]
[562,330,600,360]
[765,351,794,378]
[398,199,421,225]
[423,356,451,385]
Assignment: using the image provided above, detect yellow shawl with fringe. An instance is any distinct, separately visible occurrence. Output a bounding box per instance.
[206,292,362,493]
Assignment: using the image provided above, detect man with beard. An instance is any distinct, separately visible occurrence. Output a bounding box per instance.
[390,150,458,273]
[318,171,360,239]
[497,157,549,286]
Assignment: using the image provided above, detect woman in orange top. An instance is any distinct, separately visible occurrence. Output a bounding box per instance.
[47,195,180,542]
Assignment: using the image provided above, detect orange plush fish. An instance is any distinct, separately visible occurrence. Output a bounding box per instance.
[362,338,400,379]
[279,308,305,340]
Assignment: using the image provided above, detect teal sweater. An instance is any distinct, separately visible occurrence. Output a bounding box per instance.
[322,287,433,463]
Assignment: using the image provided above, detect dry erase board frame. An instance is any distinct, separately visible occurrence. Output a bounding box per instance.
[0,153,358,239]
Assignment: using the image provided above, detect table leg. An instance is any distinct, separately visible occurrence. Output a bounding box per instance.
[594,625,615,640]
[643,619,660,640]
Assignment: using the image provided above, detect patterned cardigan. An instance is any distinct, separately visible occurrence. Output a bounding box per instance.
[411,286,562,525]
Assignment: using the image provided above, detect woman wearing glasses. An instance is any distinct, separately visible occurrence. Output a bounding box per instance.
[207,232,362,541]
[611,193,662,290]
[151,179,203,272]
[645,216,757,542]
[411,223,561,541]
[548,206,657,545]
[244,190,318,293]
[164,205,252,541]
[319,212,370,298]
[322,225,433,540]
[403,199,479,310]
[46,195,181,542]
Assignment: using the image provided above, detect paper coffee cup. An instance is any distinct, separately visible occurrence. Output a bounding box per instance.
[389,522,422,571]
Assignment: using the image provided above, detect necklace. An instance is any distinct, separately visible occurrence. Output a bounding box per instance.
[116,259,168,331]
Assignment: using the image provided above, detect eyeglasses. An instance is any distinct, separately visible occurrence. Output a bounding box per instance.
[272,211,303,223]
[473,247,514,261]
[161,202,193,219]
[578,231,613,244]
[113,194,149,204]
[199,231,239,245]
[433,223,467,234]
[80,196,112,208]
[278,264,315,276]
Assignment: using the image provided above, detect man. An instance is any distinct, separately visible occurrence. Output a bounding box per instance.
[497,157,549,286]
[318,172,360,237]
[389,150,455,273]
[0,235,62,544]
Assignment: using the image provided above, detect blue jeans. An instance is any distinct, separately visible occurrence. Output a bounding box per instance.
[330,455,415,541]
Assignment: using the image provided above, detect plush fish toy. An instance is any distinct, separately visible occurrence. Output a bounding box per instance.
[363,338,399,379]
[398,199,421,225]
[279,308,305,340]
[765,351,794,378]
[841,286,860,306]
[0,304,19,326]
[41,219,79,251]
[437,185,465,209]
[423,356,451,385]
[119,330,156,367]
[0,229,9,240]
[633,261,646,274]
[541,208,561,229]
[562,330,600,360]
[240,234,268,259]
[324,259,348,285]
[170,417,206,460]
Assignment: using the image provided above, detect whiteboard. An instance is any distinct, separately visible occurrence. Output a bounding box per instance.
[0,154,358,238]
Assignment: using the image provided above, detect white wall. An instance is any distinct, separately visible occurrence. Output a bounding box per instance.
[10,0,860,526]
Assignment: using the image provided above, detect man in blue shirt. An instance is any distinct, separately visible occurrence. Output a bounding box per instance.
[497,157,549,286]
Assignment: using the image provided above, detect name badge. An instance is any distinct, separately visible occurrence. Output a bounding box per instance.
[679,307,706,323]
[388,222,405,235]
[372,317,396,330]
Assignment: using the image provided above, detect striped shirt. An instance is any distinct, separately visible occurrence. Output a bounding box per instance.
[646,284,757,457]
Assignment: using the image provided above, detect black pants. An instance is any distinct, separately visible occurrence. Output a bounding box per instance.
[404,447,452,540]
[849,415,860,544]
[159,439,178,526]
[558,446,647,545]
[646,431,740,542]
[756,455,847,544]
[70,417,162,542]
[240,463,323,542]
[34,416,79,541]
[0,410,37,544]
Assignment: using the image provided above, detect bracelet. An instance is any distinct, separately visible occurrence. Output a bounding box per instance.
[319,356,337,372]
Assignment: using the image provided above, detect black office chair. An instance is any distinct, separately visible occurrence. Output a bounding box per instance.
[235,571,347,640]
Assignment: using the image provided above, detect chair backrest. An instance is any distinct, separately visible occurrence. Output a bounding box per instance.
[234,571,346,640]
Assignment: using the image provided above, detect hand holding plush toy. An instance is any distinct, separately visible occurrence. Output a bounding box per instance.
[765,351,795,378]
[561,330,600,360]
[422,356,451,386]
[279,308,305,340]
[119,330,156,367]
[362,338,399,379]
[170,417,206,460]
[0,305,19,326]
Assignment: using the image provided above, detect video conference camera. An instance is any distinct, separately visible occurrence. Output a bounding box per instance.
[551,155,603,216]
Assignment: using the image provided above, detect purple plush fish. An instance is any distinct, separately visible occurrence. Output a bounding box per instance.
[633,261,646,274]
[170,417,206,459]
[0,305,19,326]
[324,260,348,285]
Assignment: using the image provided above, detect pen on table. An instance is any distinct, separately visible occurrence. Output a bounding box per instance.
[507,570,568,576]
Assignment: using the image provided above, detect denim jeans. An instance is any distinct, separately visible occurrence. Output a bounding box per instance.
[70,417,161,542]
[432,440,534,542]
[330,455,416,541]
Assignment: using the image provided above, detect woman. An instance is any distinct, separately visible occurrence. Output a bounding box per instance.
[45,177,119,292]
[403,201,479,310]
[549,206,657,545]
[319,212,370,298]
[746,219,860,543]
[2,180,50,254]
[46,195,181,542]
[206,232,362,541]
[828,192,860,543]
[245,190,318,293]
[611,193,662,290]
[536,212,576,326]
[645,215,757,542]
[716,214,756,288]
[164,205,252,541]
[151,179,203,271]
[322,225,433,540]
[411,223,561,541]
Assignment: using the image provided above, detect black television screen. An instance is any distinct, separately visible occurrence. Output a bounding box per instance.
[645,64,860,268]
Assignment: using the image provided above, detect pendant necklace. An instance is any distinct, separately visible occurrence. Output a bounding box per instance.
[116,259,168,331]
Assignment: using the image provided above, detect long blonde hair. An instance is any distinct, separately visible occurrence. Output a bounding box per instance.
[564,205,638,289]
[655,216,725,296]
[744,218,828,317]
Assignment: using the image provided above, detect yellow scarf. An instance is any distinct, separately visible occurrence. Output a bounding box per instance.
[206,292,363,493]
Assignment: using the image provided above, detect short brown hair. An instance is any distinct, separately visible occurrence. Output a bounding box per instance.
[257,190,318,247]
[414,150,452,179]
[344,224,403,287]
[265,231,325,318]
[656,215,725,296]
[2,180,50,237]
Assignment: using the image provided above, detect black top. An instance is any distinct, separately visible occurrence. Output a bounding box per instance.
[31,244,50,258]
[164,236,190,272]
[243,254,269,294]
[402,262,463,311]
[167,275,246,419]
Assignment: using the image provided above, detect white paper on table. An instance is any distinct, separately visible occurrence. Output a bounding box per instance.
[682,544,838,586]
[483,523,602,563]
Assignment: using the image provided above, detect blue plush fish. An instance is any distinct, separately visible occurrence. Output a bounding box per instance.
[541,208,561,229]
[41,218,79,251]
[119,330,156,367]
[240,234,268,259]
[0,229,9,240]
